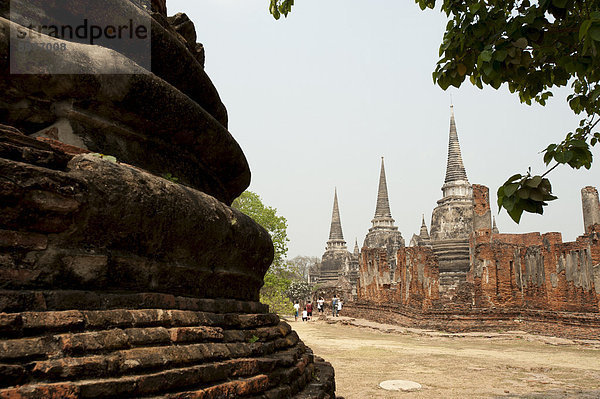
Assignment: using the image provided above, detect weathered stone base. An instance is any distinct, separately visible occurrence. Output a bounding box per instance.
[344,301,600,340]
[0,127,336,398]
[0,295,335,398]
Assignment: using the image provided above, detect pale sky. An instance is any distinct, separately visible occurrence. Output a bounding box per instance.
[171,0,599,258]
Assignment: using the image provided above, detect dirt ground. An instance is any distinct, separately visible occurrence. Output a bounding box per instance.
[290,317,600,399]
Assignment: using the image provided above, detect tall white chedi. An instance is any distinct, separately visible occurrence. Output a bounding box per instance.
[430,105,474,242]
[429,106,474,292]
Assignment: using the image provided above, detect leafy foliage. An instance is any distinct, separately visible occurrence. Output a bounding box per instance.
[269,0,294,20]
[497,173,557,222]
[232,191,293,314]
[259,265,295,315]
[162,173,179,183]
[232,191,289,267]
[414,0,600,222]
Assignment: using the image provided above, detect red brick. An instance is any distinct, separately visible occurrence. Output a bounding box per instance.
[35,137,90,156]
[0,383,79,399]
[21,310,85,331]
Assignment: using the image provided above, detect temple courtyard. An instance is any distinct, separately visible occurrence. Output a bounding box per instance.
[291,317,600,398]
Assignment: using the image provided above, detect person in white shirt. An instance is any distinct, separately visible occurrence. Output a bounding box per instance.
[302,309,308,322]
[293,301,300,321]
[317,297,324,314]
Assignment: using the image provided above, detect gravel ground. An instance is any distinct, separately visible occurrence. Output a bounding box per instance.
[290,316,600,399]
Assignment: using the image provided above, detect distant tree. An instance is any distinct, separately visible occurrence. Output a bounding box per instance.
[261,267,295,315]
[286,255,319,281]
[232,191,292,314]
[270,1,600,223]
[232,191,289,267]
[286,280,312,302]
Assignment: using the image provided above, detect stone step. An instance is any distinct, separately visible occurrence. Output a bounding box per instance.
[0,306,332,398]
[436,250,469,260]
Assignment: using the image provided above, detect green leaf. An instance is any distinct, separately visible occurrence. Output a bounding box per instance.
[539,178,552,193]
[554,150,573,163]
[480,50,493,62]
[570,139,587,148]
[504,183,520,197]
[580,20,592,41]
[503,195,517,211]
[590,26,600,42]
[495,50,508,61]
[530,190,544,201]
[517,188,530,199]
[507,205,524,223]
[506,174,523,184]
[551,0,568,8]
[514,38,528,49]
[525,176,542,188]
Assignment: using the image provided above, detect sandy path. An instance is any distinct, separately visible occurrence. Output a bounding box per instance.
[291,317,600,398]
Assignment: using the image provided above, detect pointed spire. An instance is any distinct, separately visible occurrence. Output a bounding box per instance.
[492,216,499,234]
[444,105,469,183]
[419,214,430,240]
[353,238,359,256]
[374,157,392,218]
[328,188,344,240]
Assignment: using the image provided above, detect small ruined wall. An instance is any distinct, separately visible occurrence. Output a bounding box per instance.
[357,247,439,310]
[357,249,392,303]
[469,232,600,312]
[341,301,600,340]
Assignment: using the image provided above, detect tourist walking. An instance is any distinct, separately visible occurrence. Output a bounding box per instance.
[317,297,324,314]
[337,299,343,316]
[332,294,338,317]
[293,301,300,321]
[306,301,313,321]
[302,309,308,322]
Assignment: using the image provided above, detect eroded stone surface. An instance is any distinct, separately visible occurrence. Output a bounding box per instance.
[0,5,246,203]
[0,141,273,300]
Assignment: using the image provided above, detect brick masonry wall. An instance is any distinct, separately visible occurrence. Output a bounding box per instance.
[357,247,440,310]
[357,183,599,323]
[469,232,600,313]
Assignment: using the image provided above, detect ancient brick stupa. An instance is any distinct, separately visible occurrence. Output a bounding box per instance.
[363,158,404,269]
[429,106,474,294]
[0,1,335,397]
[317,189,354,283]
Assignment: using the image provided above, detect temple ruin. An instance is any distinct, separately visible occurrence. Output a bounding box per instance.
[308,190,359,301]
[331,107,599,337]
